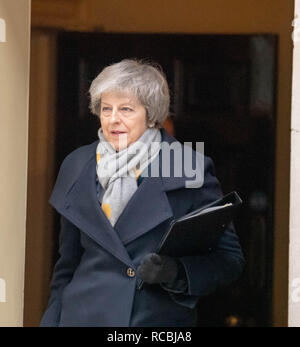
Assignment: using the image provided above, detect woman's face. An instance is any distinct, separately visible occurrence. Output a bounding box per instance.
[100,91,148,151]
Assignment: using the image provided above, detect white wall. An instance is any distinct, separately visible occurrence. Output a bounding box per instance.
[0,0,31,326]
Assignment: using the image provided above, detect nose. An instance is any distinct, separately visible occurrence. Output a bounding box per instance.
[109,108,121,123]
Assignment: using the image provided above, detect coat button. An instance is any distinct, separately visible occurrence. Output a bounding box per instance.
[127,267,135,277]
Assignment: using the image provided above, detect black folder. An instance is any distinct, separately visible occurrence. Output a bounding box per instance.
[137,191,242,290]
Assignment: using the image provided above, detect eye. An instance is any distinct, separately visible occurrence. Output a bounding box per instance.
[121,107,133,112]
[101,107,112,116]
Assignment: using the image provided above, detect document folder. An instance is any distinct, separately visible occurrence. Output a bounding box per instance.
[137,191,242,290]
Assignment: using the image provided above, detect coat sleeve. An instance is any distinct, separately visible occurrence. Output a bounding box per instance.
[40,215,84,327]
[161,156,245,309]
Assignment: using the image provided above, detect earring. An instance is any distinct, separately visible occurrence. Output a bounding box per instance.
[148,122,155,128]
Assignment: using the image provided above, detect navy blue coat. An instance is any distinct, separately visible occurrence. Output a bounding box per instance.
[40,128,245,327]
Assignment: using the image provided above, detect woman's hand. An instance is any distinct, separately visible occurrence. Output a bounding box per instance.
[137,253,179,285]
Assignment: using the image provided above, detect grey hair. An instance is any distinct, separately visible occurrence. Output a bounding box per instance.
[88,59,170,128]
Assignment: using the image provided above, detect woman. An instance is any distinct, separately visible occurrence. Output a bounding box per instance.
[40,59,245,327]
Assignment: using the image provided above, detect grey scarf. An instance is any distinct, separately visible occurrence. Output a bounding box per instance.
[96,127,162,226]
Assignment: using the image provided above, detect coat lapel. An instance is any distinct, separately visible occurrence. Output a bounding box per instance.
[114,155,174,245]
[54,129,198,266]
[63,157,134,266]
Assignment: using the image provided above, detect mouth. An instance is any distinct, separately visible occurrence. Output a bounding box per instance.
[111,131,126,135]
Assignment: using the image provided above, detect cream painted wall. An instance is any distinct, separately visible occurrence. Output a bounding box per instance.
[289,0,300,327]
[0,0,31,326]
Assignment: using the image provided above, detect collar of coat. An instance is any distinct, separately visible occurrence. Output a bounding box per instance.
[49,128,205,267]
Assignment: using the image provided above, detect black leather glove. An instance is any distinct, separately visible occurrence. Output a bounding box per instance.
[137,253,179,285]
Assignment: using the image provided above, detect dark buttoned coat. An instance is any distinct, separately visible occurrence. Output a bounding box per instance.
[40,128,245,327]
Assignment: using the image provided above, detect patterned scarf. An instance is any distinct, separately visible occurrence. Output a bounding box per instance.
[96,127,162,226]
